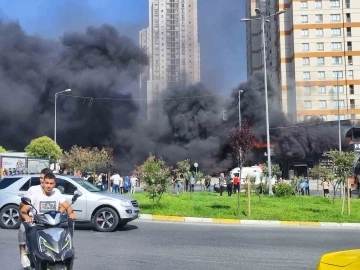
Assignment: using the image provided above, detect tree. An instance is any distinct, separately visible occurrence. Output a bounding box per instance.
[229,120,256,216]
[135,154,172,203]
[328,151,356,215]
[61,146,113,174]
[175,159,191,192]
[0,146,6,153]
[25,136,62,163]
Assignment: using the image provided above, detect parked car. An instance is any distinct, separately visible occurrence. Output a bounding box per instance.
[0,174,140,232]
[317,249,360,269]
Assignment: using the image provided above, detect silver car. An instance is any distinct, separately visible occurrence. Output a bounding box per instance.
[0,174,140,232]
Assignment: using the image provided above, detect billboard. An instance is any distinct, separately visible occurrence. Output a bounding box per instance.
[0,156,27,176]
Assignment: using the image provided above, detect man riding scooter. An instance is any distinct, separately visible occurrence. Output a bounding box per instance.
[18,173,76,268]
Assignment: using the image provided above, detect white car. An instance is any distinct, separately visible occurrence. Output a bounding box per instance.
[0,174,140,232]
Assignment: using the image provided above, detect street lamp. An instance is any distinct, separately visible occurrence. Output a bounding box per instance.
[241,8,287,195]
[54,89,71,145]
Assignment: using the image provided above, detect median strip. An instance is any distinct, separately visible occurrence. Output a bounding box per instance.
[139,214,359,228]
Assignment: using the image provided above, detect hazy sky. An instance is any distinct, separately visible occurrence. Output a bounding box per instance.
[0,0,247,91]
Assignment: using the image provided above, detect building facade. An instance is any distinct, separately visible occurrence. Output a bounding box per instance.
[246,0,360,123]
[140,0,201,119]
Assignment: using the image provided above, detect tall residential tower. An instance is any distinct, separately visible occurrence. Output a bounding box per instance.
[246,0,360,123]
[140,0,201,119]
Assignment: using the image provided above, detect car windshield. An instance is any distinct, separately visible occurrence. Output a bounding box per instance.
[69,177,101,192]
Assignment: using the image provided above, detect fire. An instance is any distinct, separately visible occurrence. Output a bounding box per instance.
[253,142,276,148]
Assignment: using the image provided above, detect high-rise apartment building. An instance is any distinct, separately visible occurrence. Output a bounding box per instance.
[246,0,360,123]
[140,0,201,119]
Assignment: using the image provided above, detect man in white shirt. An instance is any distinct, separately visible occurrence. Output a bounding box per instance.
[110,173,121,193]
[130,175,138,194]
[18,173,76,268]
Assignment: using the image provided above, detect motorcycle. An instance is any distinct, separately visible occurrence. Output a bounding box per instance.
[21,190,82,270]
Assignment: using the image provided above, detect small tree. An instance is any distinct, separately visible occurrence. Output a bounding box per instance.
[61,146,113,174]
[135,154,172,203]
[0,146,6,153]
[229,120,256,216]
[25,136,62,163]
[175,159,191,192]
[328,151,356,215]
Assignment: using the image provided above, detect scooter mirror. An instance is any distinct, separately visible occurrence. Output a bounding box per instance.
[21,197,32,206]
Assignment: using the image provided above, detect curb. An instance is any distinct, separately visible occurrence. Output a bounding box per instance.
[138,214,360,228]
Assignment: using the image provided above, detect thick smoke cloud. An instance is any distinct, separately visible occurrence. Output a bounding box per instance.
[0,19,351,175]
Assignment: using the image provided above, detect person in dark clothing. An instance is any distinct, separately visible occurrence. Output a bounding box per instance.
[219,173,226,196]
[102,173,108,191]
[226,175,233,196]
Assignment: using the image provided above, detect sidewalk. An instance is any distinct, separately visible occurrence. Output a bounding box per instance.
[139,214,360,228]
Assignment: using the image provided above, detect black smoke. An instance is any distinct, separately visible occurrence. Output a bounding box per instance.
[0,19,352,175]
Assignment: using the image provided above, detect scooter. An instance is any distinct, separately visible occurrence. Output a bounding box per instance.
[21,190,82,270]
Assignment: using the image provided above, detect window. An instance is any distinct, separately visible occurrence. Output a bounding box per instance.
[317,42,324,51]
[304,86,311,95]
[318,71,325,80]
[320,115,327,121]
[304,100,312,109]
[331,28,341,36]
[0,177,22,190]
[333,71,343,79]
[303,72,311,80]
[347,27,351,37]
[334,100,345,109]
[350,99,355,109]
[346,13,351,22]
[345,0,350,8]
[303,57,310,65]
[351,114,356,120]
[336,115,345,120]
[347,41,352,51]
[348,70,354,80]
[332,42,342,50]
[55,179,78,195]
[317,57,325,65]
[301,15,308,23]
[19,177,40,191]
[333,85,344,94]
[316,29,324,36]
[350,85,354,94]
[302,43,309,51]
[315,0,322,8]
[301,29,309,37]
[348,56,353,65]
[330,14,341,22]
[332,56,343,65]
[318,86,326,93]
[330,0,340,8]
[319,100,327,109]
[316,14,323,22]
[300,1,308,8]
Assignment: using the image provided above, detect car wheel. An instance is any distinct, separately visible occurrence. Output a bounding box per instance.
[0,204,21,229]
[93,207,119,232]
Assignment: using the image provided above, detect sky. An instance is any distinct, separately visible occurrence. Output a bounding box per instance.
[0,0,247,92]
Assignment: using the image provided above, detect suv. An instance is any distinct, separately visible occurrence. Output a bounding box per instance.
[0,174,140,232]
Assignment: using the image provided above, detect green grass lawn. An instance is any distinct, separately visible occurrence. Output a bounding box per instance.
[131,192,360,223]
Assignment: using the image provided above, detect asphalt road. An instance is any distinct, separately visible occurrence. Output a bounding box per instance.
[1,221,359,270]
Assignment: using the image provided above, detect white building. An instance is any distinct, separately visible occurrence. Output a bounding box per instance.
[140,0,201,119]
[246,0,360,123]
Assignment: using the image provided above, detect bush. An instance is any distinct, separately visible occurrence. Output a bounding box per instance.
[274,182,295,197]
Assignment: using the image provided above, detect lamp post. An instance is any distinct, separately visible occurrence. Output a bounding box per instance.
[54,89,71,145]
[241,8,287,195]
[336,72,341,152]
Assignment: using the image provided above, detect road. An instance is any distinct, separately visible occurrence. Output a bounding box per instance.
[1,221,360,270]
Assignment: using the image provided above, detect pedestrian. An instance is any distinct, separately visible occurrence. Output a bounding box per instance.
[233,173,240,194]
[102,173,108,191]
[204,175,211,192]
[218,173,226,196]
[226,174,233,196]
[189,175,195,192]
[321,179,329,198]
[119,174,124,194]
[175,174,183,194]
[305,177,310,196]
[110,172,121,193]
[130,174,138,194]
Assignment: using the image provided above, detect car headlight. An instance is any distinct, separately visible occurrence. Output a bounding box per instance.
[38,236,55,253]
[120,200,132,207]
[62,234,72,252]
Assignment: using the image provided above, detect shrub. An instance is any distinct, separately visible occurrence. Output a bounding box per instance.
[274,182,295,197]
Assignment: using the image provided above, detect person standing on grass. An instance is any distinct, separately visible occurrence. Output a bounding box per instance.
[321,179,330,198]
[226,173,233,196]
[130,174,138,194]
[205,176,211,192]
[233,173,240,194]
[219,173,226,196]
[305,177,310,196]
